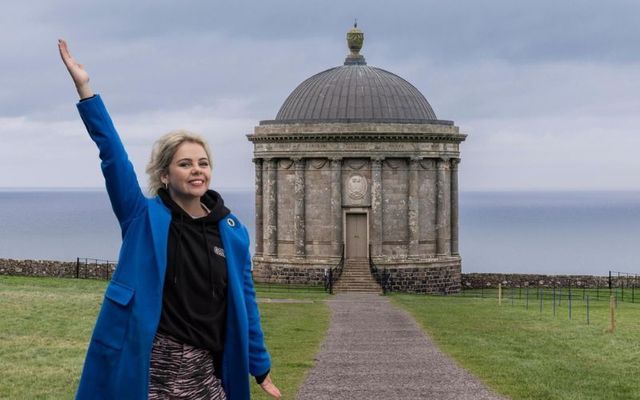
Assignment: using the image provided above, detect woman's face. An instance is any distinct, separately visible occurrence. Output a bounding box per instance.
[162,141,211,201]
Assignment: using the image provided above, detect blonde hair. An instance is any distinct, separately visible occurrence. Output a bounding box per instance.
[146,130,212,196]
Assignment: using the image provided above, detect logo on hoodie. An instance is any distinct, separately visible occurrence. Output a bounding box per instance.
[214,246,225,258]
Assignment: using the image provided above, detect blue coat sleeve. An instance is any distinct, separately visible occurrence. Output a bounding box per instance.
[76,95,146,235]
[240,224,272,377]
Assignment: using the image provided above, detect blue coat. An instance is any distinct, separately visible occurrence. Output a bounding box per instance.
[75,95,271,400]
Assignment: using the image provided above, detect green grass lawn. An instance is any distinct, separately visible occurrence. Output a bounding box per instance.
[392,293,640,400]
[0,276,329,399]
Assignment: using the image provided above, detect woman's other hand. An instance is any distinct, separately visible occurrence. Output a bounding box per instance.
[259,374,282,399]
[58,39,94,99]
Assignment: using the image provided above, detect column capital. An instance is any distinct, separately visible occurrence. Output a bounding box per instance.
[292,158,306,170]
[252,157,263,164]
[451,158,461,168]
[329,156,343,162]
[371,156,385,162]
[437,157,451,170]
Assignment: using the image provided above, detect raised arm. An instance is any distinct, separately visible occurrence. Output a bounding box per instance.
[58,39,146,233]
[58,39,94,100]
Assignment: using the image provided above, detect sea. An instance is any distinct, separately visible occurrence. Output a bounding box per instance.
[1,189,639,276]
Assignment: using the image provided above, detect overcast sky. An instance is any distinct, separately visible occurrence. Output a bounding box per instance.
[1,0,639,191]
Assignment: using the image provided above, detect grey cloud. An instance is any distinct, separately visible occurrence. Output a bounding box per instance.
[2,0,640,190]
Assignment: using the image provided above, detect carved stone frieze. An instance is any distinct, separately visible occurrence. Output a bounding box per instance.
[279,159,294,169]
[310,159,328,169]
[346,173,368,200]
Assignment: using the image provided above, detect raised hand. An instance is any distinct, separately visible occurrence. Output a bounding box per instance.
[58,39,94,99]
[259,374,282,399]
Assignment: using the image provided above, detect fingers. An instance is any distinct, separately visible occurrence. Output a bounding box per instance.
[58,39,74,69]
[58,39,92,98]
[259,376,282,399]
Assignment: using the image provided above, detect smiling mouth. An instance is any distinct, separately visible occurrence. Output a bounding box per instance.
[189,179,205,185]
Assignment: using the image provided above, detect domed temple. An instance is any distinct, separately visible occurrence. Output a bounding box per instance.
[247,25,466,293]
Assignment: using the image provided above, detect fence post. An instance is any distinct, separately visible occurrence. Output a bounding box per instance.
[608,295,616,333]
[586,295,590,325]
[539,288,543,312]
[553,287,556,317]
[525,287,529,310]
[608,270,612,296]
[558,287,562,306]
[76,257,80,279]
[498,283,502,305]
[569,290,572,320]
[621,272,624,302]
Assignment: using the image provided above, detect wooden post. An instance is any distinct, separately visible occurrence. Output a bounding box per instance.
[608,295,616,333]
[498,283,502,305]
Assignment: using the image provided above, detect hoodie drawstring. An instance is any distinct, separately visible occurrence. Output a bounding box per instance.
[173,213,185,285]
[201,221,215,299]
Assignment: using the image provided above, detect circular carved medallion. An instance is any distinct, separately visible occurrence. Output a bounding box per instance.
[347,174,368,200]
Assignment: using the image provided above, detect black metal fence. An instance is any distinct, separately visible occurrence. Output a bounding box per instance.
[75,257,116,280]
[460,270,639,304]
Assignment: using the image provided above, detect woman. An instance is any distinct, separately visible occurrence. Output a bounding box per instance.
[58,39,281,400]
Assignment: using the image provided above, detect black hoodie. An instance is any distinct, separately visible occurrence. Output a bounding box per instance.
[157,188,230,354]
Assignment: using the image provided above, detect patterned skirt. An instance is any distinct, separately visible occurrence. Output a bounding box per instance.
[149,331,227,400]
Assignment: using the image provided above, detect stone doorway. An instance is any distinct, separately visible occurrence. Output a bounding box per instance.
[345,213,368,260]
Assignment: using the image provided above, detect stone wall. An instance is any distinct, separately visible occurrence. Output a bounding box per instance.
[4,257,627,293]
[252,259,329,286]
[0,258,115,280]
[461,273,621,289]
[374,263,461,294]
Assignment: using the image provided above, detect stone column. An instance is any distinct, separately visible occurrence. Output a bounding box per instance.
[408,157,420,257]
[253,158,263,255]
[450,158,460,256]
[371,156,384,257]
[263,158,278,256]
[436,158,451,256]
[293,157,306,257]
[330,157,343,257]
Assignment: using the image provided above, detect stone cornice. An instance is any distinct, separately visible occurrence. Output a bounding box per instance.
[254,121,461,134]
[247,132,467,144]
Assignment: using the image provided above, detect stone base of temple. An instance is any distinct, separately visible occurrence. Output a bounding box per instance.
[372,256,461,294]
[252,255,461,294]
[252,256,339,286]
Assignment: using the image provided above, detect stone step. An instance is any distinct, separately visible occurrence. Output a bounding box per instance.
[335,277,378,283]
[334,281,381,288]
[334,285,382,292]
[341,272,375,277]
[334,289,382,294]
[333,286,382,292]
[334,257,382,293]
[334,287,381,293]
[342,268,371,272]
[341,272,374,276]
[338,275,376,282]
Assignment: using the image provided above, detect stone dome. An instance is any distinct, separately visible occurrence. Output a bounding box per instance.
[269,26,441,125]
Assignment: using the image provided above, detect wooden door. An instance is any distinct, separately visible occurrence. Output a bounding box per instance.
[345,213,368,259]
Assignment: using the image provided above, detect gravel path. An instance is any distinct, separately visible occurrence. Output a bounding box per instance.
[296,293,507,400]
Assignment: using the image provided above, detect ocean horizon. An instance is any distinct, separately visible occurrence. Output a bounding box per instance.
[1,189,639,276]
